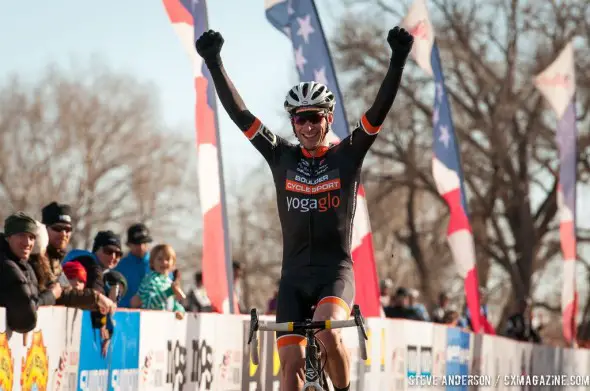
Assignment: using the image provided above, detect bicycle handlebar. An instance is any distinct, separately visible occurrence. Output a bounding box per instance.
[248,304,369,365]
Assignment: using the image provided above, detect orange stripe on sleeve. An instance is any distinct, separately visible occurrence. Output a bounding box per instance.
[244,118,262,140]
[360,114,381,135]
[317,296,351,315]
[277,334,306,349]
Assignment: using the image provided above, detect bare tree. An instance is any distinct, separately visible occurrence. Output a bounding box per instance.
[0,64,200,259]
[332,0,590,333]
[226,162,283,311]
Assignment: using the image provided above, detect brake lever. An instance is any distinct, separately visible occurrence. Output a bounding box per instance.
[248,308,259,344]
[352,305,368,340]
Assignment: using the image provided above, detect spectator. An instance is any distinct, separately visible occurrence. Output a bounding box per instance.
[184,271,213,313]
[442,309,461,326]
[0,212,61,333]
[31,203,111,312]
[63,230,123,293]
[114,223,153,308]
[384,287,423,320]
[63,231,122,356]
[432,292,450,323]
[504,298,541,343]
[409,288,430,320]
[133,244,185,319]
[380,278,393,307]
[63,261,87,290]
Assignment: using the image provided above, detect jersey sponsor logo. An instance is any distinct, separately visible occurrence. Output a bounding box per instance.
[259,125,277,146]
[285,179,340,195]
[286,193,340,212]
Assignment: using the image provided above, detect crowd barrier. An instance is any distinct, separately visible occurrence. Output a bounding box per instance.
[0,307,589,391]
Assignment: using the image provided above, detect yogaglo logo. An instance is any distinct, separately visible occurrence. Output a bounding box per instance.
[286,193,340,213]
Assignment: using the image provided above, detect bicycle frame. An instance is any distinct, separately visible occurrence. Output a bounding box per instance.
[248,304,368,391]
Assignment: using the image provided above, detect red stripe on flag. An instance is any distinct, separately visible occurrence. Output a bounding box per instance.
[559,221,577,260]
[352,231,381,317]
[162,0,193,24]
[464,268,481,333]
[442,188,472,235]
[563,290,578,343]
[202,204,229,313]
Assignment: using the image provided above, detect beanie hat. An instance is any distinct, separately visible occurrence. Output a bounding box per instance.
[126,223,153,244]
[63,261,87,283]
[41,202,73,226]
[92,230,121,252]
[4,212,38,237]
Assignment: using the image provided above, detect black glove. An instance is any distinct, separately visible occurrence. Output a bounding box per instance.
[387,26,414,68]
[196,29,224,67]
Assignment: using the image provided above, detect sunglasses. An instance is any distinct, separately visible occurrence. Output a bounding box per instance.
[50,225,72,233]
[292,113,326,125]
[102,247,122,258]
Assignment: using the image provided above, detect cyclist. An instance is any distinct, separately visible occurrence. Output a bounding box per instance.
[196,26,413,391]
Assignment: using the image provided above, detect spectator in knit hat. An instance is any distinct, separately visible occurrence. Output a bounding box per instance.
[114,223,153,308]
[0,212,62,333]
[30,202,114,313]
[63,261,87,290]
[63,230,123,294]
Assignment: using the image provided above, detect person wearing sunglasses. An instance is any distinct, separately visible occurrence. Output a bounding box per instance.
[28,202,115,315]
[196,26,413,391]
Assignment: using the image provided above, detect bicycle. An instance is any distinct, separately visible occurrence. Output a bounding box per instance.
[248,304,369,391]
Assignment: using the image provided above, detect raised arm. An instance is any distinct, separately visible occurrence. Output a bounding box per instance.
[195,30,286,163]
[347,27,414,164]
[195,30,256,131]
[364,26,414,128]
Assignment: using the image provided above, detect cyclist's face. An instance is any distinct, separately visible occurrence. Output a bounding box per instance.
[292,111,333,150]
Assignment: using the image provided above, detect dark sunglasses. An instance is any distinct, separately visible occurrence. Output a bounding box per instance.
[50,225,72,233]
[292,113,326,125]
[102,247,122,258]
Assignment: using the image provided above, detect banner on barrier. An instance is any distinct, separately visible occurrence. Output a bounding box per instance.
[0,307,590,390]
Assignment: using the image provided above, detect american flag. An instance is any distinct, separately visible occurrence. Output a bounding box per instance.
[402,0,483,332]
[265,0,381,317]
[162,0,236,314]
[534,42,578,344]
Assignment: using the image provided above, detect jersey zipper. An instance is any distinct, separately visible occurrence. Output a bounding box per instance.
[309,155,315,267]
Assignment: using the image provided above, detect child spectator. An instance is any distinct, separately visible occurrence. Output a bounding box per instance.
[63,261,87,290]
[134,244,185,319]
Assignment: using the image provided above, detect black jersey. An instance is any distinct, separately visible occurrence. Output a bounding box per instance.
[242,115,380,276]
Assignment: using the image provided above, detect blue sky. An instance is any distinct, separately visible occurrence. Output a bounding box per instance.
[0,1,342,187]
[2,1,587,230]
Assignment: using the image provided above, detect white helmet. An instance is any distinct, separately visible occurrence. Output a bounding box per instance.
[284,81,335,114]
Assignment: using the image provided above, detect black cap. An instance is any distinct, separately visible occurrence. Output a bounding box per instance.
[395,287,410,297]
[92,230,122,252]
[42,202,73,226]
[127,223,152,245]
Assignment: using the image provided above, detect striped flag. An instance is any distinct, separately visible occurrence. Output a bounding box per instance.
[162,0,236,314]
[534,42,578,344]
[402,0,484,332]
[265,0,381,317]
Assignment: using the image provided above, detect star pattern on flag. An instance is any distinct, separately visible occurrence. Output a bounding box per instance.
[314,67,328,85]
[433,107,439,125]
[439,125,450,148]
[436,82,444,101]
[296,14,315,43]
[294,45,307,73]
